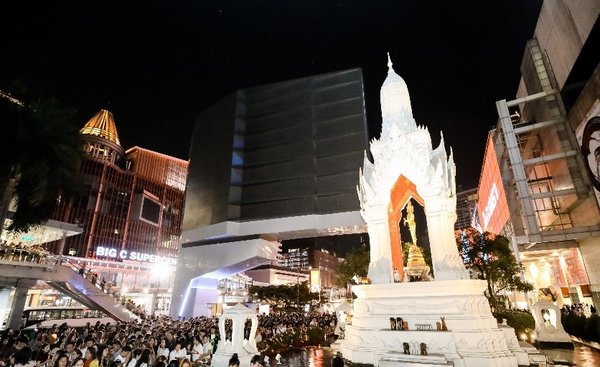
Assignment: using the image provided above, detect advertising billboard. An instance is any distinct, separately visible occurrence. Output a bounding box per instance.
[474,134,509,234]
[575,101,600,207]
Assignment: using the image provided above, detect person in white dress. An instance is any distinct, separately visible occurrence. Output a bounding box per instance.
[157,339,170,360]
[168,342,186,362]
[189,337,203,362]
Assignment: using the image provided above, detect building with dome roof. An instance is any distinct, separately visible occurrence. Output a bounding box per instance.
[44,109,188,314]
[80,109,124,165]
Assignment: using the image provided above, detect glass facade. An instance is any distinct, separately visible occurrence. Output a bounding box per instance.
[40,111,189,315]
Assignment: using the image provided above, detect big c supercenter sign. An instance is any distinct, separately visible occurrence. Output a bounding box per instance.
[96,246,177,266]
[475,134,509,234]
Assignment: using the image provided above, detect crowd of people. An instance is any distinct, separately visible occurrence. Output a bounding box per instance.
[0,241,50,264]
[561,302,597,318]
[0,311,341,367]
[71,263,145,320]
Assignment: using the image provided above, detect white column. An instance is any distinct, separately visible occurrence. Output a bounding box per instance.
[424,196,468,281]
[365,202,393,284]
[7,281,33,330]
[0,287,13,330]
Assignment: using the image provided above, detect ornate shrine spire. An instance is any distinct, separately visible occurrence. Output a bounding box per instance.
[380,52,417,137]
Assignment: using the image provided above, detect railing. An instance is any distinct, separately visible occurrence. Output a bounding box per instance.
[0,246,146,319]
[60,257,146,318]
[0,244,52,265]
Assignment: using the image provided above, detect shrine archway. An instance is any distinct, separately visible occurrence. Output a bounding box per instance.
[388,175,423,280]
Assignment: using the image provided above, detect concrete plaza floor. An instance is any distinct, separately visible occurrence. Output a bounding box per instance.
[540,343,600,366]
[274,343,600,366]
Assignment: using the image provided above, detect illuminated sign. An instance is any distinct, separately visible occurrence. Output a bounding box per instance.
[475,134,509,234]
[96,246,177,266]
[482,183,499,230]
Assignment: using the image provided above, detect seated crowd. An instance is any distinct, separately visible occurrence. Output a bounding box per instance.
[0,312,339,367]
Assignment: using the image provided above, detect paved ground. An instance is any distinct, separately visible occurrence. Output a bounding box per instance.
[276,343,600,366]
[540,343,600,366]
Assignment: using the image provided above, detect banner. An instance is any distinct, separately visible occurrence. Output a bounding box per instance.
[575,101,600,207]
[474,134,509,234]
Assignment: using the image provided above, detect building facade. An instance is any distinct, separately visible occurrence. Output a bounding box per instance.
[173,68,369,317]
[183,68,369,229]
[454,188,478,230]
[474,1,600,307]
[49,109,188,313]
[280,246,341,289]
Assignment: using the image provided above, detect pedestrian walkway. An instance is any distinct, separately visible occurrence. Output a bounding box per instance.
[0,255,139,328]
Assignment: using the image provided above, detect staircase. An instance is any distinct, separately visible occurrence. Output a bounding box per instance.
[0,256,141,322]
[378,352,454,367]
[49,259,140,322]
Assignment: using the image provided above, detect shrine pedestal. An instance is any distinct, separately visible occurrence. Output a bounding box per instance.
[340,280,519,367]
[531,300,573,348]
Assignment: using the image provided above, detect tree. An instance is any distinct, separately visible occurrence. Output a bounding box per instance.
[456,227,533,311]
[249,282,316,311]
[0,84,83,236]
[336,246,370,288]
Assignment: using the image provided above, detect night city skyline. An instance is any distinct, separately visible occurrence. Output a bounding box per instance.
[1,1,544,188]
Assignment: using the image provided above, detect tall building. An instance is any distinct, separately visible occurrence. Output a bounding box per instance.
[184,68,369,228]
[454,188,478,230]
[281,248,310,270]
[280,246,341,289]
[49,109,188,313]
[173,68,369,317]
[474,1,599,307]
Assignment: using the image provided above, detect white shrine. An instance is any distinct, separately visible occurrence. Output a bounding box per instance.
[210,303,259,367]
[339,55,526,367]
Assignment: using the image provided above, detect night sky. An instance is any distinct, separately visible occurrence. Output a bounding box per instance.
[2,1,543,189]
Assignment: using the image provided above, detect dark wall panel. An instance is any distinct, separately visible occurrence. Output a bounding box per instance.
[183,94,237,230]
[184,68,368,230]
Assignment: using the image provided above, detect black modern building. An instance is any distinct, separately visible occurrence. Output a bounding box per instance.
[184,68,369,232]
[173,68,369,317]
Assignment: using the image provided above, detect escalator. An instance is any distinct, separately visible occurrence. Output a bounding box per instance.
[45,264,139,322]
[0,257,140,322]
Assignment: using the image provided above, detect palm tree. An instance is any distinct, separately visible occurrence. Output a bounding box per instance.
[0,84,83,237]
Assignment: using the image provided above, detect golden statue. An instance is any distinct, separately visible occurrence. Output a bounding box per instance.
[403,201,417,246]
[402,200,431,280]
[406,243,425,268]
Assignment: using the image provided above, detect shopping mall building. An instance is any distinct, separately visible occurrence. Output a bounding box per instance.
[2,109,188,317]
[473,1,600,307]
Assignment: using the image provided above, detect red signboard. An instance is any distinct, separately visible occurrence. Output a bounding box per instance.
[475,134,509,234]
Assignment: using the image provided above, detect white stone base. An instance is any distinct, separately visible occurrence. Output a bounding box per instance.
[340,280,519,367]
[531,300,572,346]
[210,340,257,367]
[519,341,548,367]
[499,325,530,366]
[210,351,252,367]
